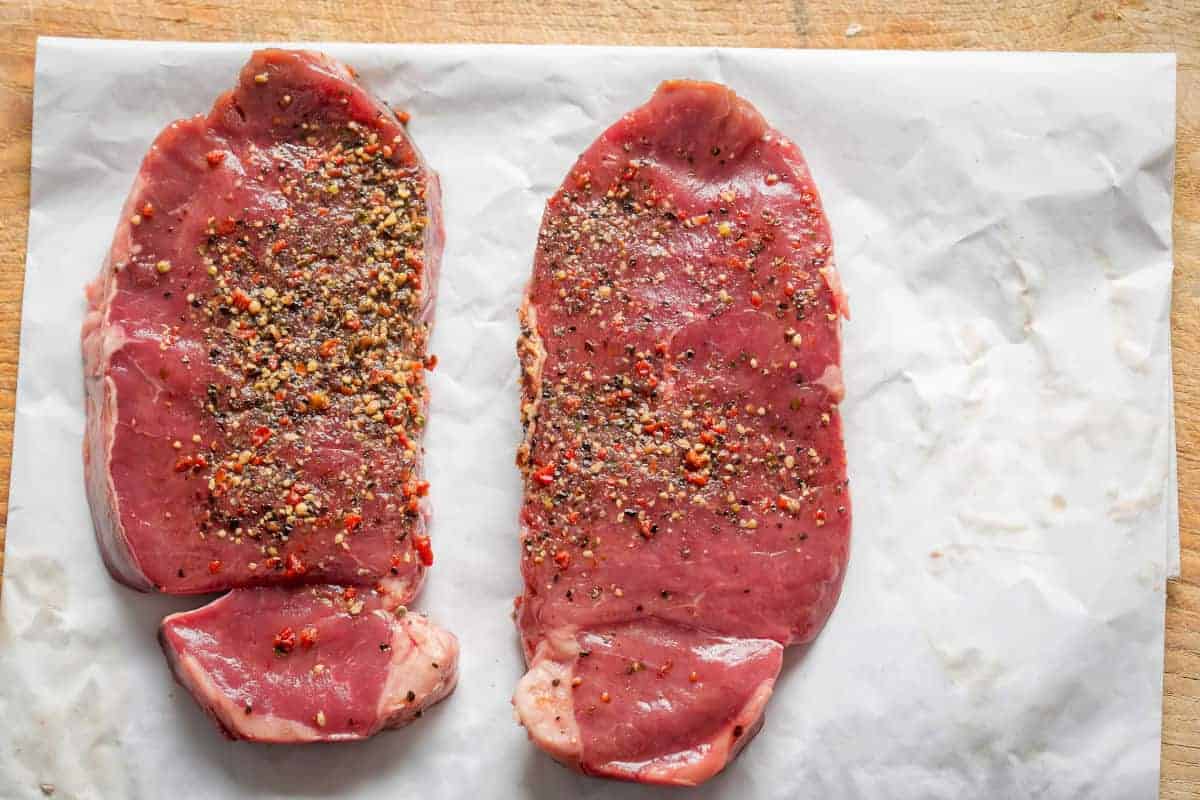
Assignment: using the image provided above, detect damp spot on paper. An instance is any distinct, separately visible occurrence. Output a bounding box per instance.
[1050,494,1067,512]
[1108,488,1163,522]
[6,556,70,645]
[1135,561,1164,591]
[956,509,1030,535]
[931,643,1004,701]
[956,322,992,366]
[1115,338,1150,373]
[926,543,973,577]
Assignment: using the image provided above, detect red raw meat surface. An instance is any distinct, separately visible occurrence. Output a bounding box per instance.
[83,49,457,743]
[513,80,850,785]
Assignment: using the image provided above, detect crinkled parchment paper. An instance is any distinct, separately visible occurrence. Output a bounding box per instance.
[0,38,1177,800]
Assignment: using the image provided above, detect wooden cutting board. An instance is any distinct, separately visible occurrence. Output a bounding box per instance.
[0,1,1196,796]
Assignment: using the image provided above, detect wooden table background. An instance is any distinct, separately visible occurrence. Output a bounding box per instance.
[1,1,1197,795]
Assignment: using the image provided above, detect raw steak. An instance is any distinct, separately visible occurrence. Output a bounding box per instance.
[161,585,457,742]
[82,49,457,742]
[82,49,440,596]
[513,80,850,785]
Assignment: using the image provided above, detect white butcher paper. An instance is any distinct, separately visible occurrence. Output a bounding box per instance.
[0,38,1177,800]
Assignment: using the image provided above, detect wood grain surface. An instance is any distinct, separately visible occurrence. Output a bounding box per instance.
[1,1,1196,795]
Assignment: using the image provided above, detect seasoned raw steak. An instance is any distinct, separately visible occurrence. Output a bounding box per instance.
[161,585,457,742]
[83,49,440,596]
[513,81,850,785]
[82,49,456,742]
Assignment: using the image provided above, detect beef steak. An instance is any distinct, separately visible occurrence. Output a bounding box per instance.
[513,80,851,785]
[82,49,457,742]
[83,49,439,597]
[161,585,457,742]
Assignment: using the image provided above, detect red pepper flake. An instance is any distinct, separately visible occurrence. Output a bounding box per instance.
[208,559,222,574]
[273,626,296,655]
[250,426,273,447]
[776,494,801,514]
[686,473,709,487]
[344,587,358,600]
[401,480,430,499]
[271,239,288,254]
[205,150,226,167]
[299,626,319,649]
[424,354,438,371]
[343,513,363,532]
[285,553,307,577]
[634,360,652,377]
[231,288,252,310]
[553,550,571,569]
[318,339,340,358]
[533,464,556,486]
[141,202,155,219]
[749,290,764,308]
[174,456,195,472]
[413,534,434,567]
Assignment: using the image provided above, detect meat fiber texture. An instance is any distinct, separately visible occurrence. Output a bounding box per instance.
[513,81,850,785]
[81,49,458,742]
[160,586,457,743]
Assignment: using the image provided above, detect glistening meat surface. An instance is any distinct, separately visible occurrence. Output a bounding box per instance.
[513,80,850,785]
[82,49,457,742]
[161,585,457,743]
[83,50,440,596]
